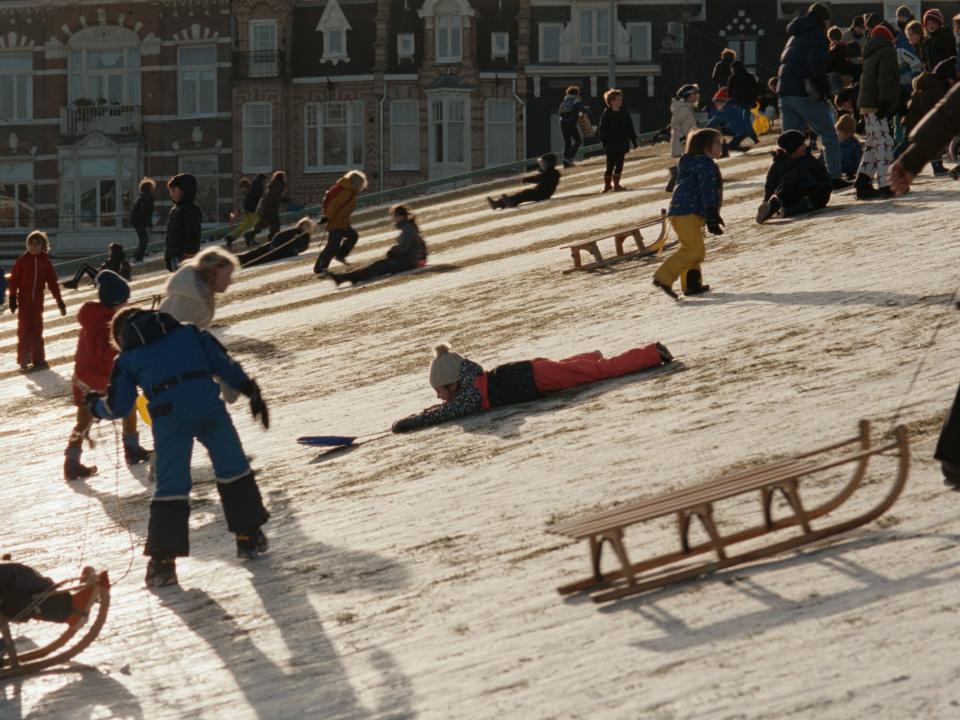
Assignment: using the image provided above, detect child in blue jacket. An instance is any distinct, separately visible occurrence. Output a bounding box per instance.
[653,128,724,299]
[88,308,270,587]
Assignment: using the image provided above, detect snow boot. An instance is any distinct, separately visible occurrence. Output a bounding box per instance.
[854,173,879,200]
[683,269,711,296]
[613,174,626,191]
[223,235,234,251]
[62,278,79,290]
[562,158,575,168]
[665,165,678,193]
[144,557,178,588]
[652,279,679,300]
[486,196,503,210]
[756,195,783,224]
[31,360,48,371]
[602,175,612,193]
[656,342,674,364]
[64,448,97,481]
[123,432,152,465]
[932,159,949,176]
[236,529,268,559]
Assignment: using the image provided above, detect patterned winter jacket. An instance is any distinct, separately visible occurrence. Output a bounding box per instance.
[392,358,542,432]
[668,153,723,218]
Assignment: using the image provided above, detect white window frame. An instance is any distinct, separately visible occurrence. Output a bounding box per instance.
[578,8,609,61]
[491,32,509,59]
[726,37,758,76]
[0,54,33,121]
[242,102,272,173]
[436,4,463,64]
[178,45,218,118]
[626,22,652,62]
[248,19,278,77]
[539,22,563,63]
[428,92,470,177]
[304,100,364,173]
[58,152,138,230]
[390,100,420,170]
[398,33,415,60]
[179,154,219,227]
[0,160,34,230]
[323,28,347,60]
[69,48,140,107]
[484,99,515,167]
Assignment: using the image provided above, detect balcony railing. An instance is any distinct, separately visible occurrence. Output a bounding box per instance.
[60,104,142,136]
[233,50,286,80]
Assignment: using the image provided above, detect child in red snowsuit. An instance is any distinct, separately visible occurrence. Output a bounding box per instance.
[8,231,66,371]
[63,270,151,481]
[392,342,673,432]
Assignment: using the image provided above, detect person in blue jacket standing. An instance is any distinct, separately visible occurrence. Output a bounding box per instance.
[87,307,270,588]
[777,2,850,189]
[558,86,591,168]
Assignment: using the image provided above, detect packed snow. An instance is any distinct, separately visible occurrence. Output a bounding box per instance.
[2,138,959,719]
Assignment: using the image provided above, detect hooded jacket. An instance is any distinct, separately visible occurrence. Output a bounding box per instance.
[727,64,760,106]
[158,264,215,329]
[72,301,120,404]
[242,174,267,214]
[777,14,831,99]
[324,177,358,231]
[8,251,63,308]
[164,173,203,261]
[763,147,833,201]
[598,106,638,154]
[92,310,250,423]
[921,25,955,71]
[668,153,723,218]
[670,99,699,158]
[859,34,901,111]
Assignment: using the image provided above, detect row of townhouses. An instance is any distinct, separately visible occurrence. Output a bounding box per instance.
[0,0,952,254]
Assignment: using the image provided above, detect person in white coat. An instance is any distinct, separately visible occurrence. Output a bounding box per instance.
[667,84,700,192]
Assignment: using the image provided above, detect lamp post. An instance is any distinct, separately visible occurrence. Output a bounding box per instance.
[607,0,616,90]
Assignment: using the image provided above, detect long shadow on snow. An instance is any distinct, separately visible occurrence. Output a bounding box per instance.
[4,668,143,720]
[594,529,960,653]
[452,361,686,440]
[680,290,954,309]
[151,492,413,720]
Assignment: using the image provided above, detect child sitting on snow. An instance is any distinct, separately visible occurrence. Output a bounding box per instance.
[392,342,672,433]
[0,561,104,629]
[63,270,151,481]
[756,130,834,224]
[707,88,752,153]
[835,114,864,179]
[653,128,724,300]
[666,84,700,192]
[324,205,426,286]
[237,217,314,268]
[487,154,561,210]
[63,242,132,290]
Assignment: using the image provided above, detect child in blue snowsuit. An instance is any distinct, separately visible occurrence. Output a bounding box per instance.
[708,88,755,152]
[88,308,270,587]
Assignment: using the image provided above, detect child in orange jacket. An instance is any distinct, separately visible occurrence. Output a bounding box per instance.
[8,231,66,371]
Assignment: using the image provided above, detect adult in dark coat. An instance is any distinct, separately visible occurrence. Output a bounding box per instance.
[937,384,960,487]
[711,49,737,89]
[244,171,287,245]
[597,89,638,191]
[920,9,955,71]
[777,3,847,184]
[890,80,960,191]
[756,129,832,223]
[164,173,203,272]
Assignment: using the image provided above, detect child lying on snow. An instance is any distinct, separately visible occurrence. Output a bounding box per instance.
[392,342,673,432]
[0,562,104,628]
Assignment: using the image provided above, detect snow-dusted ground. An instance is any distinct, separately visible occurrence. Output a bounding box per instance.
[2,139,960,719]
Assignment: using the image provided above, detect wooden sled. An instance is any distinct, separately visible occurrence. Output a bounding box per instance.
[0,568,110,679]
[549,420,909,603]
[561,209,668,274]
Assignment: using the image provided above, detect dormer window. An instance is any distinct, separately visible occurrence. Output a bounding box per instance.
[436,0,462,64]
[491,31,509,59]
[316,0,352,64]
[398,33,415,61]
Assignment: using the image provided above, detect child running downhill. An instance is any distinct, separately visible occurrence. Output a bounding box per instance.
[653,128,724,300]
[392,342,673,433]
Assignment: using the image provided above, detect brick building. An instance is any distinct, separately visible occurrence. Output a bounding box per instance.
[0,0,234,256]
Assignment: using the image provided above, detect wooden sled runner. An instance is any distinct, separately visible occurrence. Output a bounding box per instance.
[561,209,669,274]
[0,568,110,679]
[549,420,909,603]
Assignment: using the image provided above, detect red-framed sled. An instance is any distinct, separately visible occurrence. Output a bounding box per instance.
[549,420,909,602]
[0,568,110,679]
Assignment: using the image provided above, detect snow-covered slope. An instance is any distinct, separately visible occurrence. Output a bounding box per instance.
[2,139,959,719]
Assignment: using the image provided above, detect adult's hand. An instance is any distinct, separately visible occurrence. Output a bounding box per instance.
[887,159,915,195]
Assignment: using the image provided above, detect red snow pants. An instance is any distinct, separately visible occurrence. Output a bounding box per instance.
[530,344,663,394]
[16,300,46,366]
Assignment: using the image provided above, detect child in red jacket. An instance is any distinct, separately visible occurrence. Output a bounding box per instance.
[8,231,66,371]
[63,270,151,481]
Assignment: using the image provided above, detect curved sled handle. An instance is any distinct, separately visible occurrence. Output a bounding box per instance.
[297,431,390,447]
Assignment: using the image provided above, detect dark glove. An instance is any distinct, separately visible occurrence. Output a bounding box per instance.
[240,380,269,429]
[705,208,725,236]
[83,391,104,418]
[876,102,893,120]
[319,216,328,225]
[9,295,16,314]
[57,299,67,316]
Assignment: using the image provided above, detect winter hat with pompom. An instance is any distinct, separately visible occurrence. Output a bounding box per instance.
[96,269,130,307]
[429,343,465,389]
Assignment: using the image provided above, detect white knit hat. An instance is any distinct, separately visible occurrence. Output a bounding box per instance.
[429,343,464,389]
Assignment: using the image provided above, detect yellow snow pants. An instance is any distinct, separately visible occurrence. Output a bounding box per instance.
[654,214,706,292]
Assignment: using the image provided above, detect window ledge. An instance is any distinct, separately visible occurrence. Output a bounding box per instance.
[389,165,420,172]
[319,56,351,65]
[304,166,360,174]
